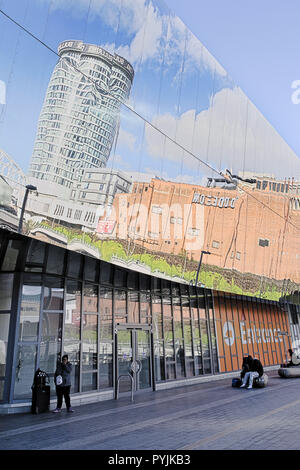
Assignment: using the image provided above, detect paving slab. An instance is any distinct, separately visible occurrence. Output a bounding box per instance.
[1,371,299,452]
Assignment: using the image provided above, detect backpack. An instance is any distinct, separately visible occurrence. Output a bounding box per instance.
[254,373,268,388]
[232,377,242,387]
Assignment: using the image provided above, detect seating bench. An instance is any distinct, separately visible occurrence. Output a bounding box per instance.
[278,367,300,378]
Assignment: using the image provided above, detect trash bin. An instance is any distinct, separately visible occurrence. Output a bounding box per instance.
[31,369,50,414]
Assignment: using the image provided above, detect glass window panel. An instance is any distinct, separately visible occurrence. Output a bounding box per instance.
[114,290,127,320]
[82,314,97,371]
[62,342,80,393]
[100,262,113,285]
[1,240,23,271]
[19,285,42,342]
[83,284,98,313]
[99,341,113,388]
[184,324,193,358]
[137,330,151,389]
[140,275,150,292]
[128,290,139,323]
[166,361,176,380]
[185,360,195,378]
[163,297,174,365]
[65,281,81,340]
[203,357,212,374]
[194,341,203,376]
[200,316,209,355]
[0,314,10,379]
[209,312,219,373]
[117,329,132,383]
[0,379,4,401]
[114,268,127,288]
[172,285,180,297]
[46,245,65,275]
[100,316,113,341]
[81,371,97,392]
[161,280,171,296]
[23,273,42,284]
[100,287,112,340]
[0,273,13,310]
[26,240,45,265]
[164,320,175,364]
[67,251,82,279]
[176,340,185,378]
[40,312,62,374]
[152,296,163,340]
[24,265,43,273]
[140,293,151,323]
[162,297,172,315]
[43,277,64,310]
[14,344,37,399]
[84,256,99,283]
[154,339,165,382]
[173,302,182,339]
[127,270,139,289]
[151,277,161,294]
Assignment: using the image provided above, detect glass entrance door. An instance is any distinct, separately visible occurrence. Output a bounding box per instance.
[116,326,152,393]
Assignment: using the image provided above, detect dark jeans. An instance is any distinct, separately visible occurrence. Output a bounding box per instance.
[56,386,71,409]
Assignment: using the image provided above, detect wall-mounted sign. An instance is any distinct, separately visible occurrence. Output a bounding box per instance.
[192,192,238,208]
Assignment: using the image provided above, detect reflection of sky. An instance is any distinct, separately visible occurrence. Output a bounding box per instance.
[0,0,300,183]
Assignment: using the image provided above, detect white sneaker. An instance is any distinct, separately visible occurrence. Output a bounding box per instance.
[52,408,62,413]
[240,384,246,388]
[246,385,252,389]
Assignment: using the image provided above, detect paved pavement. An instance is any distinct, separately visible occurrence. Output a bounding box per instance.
[1,370,300,453]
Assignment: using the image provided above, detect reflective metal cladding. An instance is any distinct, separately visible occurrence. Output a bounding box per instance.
[0,0,300,300]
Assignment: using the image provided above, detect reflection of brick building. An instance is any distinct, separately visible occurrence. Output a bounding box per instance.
[103,178,300,283]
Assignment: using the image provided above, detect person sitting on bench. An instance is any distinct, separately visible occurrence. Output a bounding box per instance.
[287,349,300,367]
[240,356,264,389]
[240,355,250,380]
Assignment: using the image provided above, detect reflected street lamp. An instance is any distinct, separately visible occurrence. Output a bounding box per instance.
[18,184,37,234]
[195,250,211,288]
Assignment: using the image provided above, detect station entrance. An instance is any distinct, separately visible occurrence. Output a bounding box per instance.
[115,325,153,397]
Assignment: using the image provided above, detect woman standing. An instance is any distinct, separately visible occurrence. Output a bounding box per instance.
[53,354,74,413]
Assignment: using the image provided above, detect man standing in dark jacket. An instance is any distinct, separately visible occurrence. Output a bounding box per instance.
[53,354,73,413]
[240,356,264,389]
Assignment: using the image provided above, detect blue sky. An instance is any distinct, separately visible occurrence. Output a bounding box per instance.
[164,0,300,161]
[0,0,300,183]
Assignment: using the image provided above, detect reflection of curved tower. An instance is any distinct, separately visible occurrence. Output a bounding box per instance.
[28,40,134,197]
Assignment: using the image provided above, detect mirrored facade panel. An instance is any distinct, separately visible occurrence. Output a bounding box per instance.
[1,0,300,300]
[1,228,300,408]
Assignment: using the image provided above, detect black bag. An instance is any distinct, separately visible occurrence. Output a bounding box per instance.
[253,373,268,388]
[31,385,50,414]
[32,369,49,388]
[232,377,242,387]
[31,369,50,414]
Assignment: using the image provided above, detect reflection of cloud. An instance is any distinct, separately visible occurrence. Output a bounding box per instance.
[168,15,227,77]
[116,1,163,66]
[145,86,300,178]
[118,128,137,151]
[46,0,226,77]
